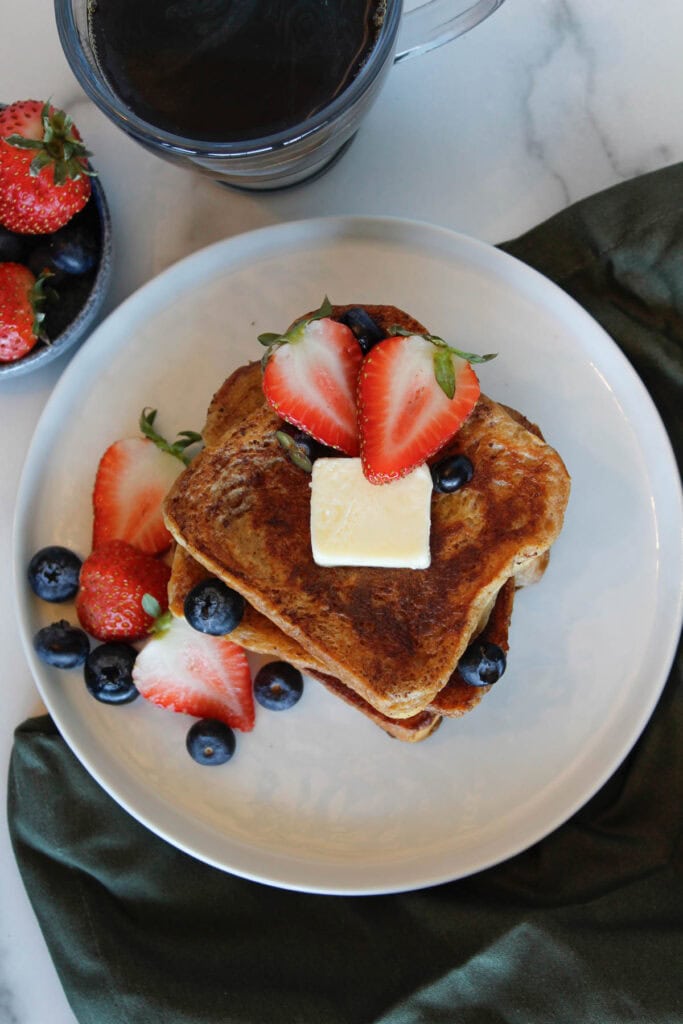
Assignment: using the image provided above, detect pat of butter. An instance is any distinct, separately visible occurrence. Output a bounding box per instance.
[310,458,432,569]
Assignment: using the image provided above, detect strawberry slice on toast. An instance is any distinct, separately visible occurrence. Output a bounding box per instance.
[260,298,362,455]
[133,616,255,732]
[357,331,495,483]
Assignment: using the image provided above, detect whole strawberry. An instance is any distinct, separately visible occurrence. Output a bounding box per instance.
[0,100,93,235]
[76,540,171,642]
[0,262,51,362]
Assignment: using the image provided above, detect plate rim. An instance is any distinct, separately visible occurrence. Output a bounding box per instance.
[13,214,683,895]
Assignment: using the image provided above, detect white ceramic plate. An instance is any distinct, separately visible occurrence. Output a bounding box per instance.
[14,217,683,895]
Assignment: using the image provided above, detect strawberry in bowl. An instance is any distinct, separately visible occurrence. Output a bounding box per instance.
[0,98,93,233]
[0,263,52,362]
[0,98,112,377]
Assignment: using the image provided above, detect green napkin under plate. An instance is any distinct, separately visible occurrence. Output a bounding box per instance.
[8,164,683,1024]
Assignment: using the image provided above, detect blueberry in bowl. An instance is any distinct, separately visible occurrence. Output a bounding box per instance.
[0,99,113,379]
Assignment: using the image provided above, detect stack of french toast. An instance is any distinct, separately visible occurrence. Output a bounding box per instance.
[163,304,571,742]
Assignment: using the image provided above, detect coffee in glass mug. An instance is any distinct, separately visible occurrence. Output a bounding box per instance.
[88,0,385,143]
[55,0,506,188]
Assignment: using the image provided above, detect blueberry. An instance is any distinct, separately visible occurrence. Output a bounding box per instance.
[254,661,304,710]
[186,719,236,765]
[431,454,474,493]
[46,219,99,275]
[337,307,387,355]
[28,545,82,602]
[84,643,139,704]
[33,619,90,669]
[184,578,245,635]
[0,225,28,263]
[458,641,507,687]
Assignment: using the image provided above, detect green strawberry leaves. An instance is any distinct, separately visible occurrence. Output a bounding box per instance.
[275,429,313,473]
[139,408,202,465]
[433,347,456,400]
[388,326,497,399]
[5,100,96,182]
[142,593,173,635]
[257,296,333,368]
[29,270,56,343]
[255,301,496,400]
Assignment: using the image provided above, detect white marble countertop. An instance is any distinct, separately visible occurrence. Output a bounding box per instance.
[2,0,682,1020]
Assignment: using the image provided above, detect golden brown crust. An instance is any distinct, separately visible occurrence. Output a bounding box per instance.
[428,576,514,716]
[203,362,264,448]
[164,402,569,716]
[168,543,439,740]
[169,544,329,671]
[167,547,515,739]
[164,304,570,719]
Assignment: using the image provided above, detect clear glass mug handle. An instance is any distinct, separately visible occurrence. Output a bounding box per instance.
[395,0,506,62]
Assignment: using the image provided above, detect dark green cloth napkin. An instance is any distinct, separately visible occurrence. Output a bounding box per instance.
[8,164,683,1024]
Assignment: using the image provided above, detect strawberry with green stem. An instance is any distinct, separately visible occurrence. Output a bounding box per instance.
[92,408,202,555]
[0,262,53,362]
[0,99,94,234]
[357,328,496,483]
[259,297,363,455]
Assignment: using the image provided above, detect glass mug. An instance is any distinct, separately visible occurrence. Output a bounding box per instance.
[55,0,505,190]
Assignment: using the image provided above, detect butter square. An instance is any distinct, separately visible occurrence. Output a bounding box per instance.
[310,458,432,569]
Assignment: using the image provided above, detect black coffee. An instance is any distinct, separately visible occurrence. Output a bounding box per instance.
[88,0,383,142]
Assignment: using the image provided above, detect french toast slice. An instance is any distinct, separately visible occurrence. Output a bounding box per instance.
[167,544,439,740]
[164,305,570,719]
[428,576,515,717]
[167,545,515,739]
[168,543,328,674]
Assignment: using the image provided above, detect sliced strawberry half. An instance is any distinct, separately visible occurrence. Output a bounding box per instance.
[92,408,201,555]
[357,333,493,483]
[260,302,362,455]
[133,616,255,732]
[92,438,181,554]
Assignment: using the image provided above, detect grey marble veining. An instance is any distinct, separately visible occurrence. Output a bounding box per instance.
[0,972,22,1024]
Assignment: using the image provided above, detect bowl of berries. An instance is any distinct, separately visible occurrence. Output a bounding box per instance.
[0,98,112,377]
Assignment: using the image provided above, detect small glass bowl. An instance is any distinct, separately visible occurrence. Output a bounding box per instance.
[0,170,113,380]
